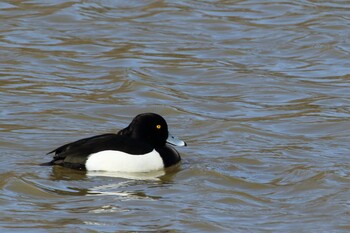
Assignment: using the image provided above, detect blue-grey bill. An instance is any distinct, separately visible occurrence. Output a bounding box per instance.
[167,134,187,146]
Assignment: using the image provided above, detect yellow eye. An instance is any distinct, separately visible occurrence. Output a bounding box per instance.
[156,124,161,129]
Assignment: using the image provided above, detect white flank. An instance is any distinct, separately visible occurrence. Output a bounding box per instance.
[85,149,164,172]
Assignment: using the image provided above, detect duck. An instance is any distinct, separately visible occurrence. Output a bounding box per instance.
[43,113,186,172]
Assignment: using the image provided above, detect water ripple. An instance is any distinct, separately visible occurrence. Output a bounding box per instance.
[1,0,350,232]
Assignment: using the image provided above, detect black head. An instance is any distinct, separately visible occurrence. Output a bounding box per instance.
[119,113,169,147]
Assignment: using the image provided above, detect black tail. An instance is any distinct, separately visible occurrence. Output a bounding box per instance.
[39,161,54,166]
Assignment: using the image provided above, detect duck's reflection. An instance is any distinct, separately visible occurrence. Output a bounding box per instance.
[49,165,87,181]
[45,165,180,199]
[49,164,180,180]
[87,169,166,180]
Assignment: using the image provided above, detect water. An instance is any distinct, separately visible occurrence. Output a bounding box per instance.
[1,0,350,232]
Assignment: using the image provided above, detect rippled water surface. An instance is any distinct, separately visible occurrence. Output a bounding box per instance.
[1,0,350,232]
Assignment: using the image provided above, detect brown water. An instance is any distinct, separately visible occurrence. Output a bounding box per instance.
[1,1,350,232]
